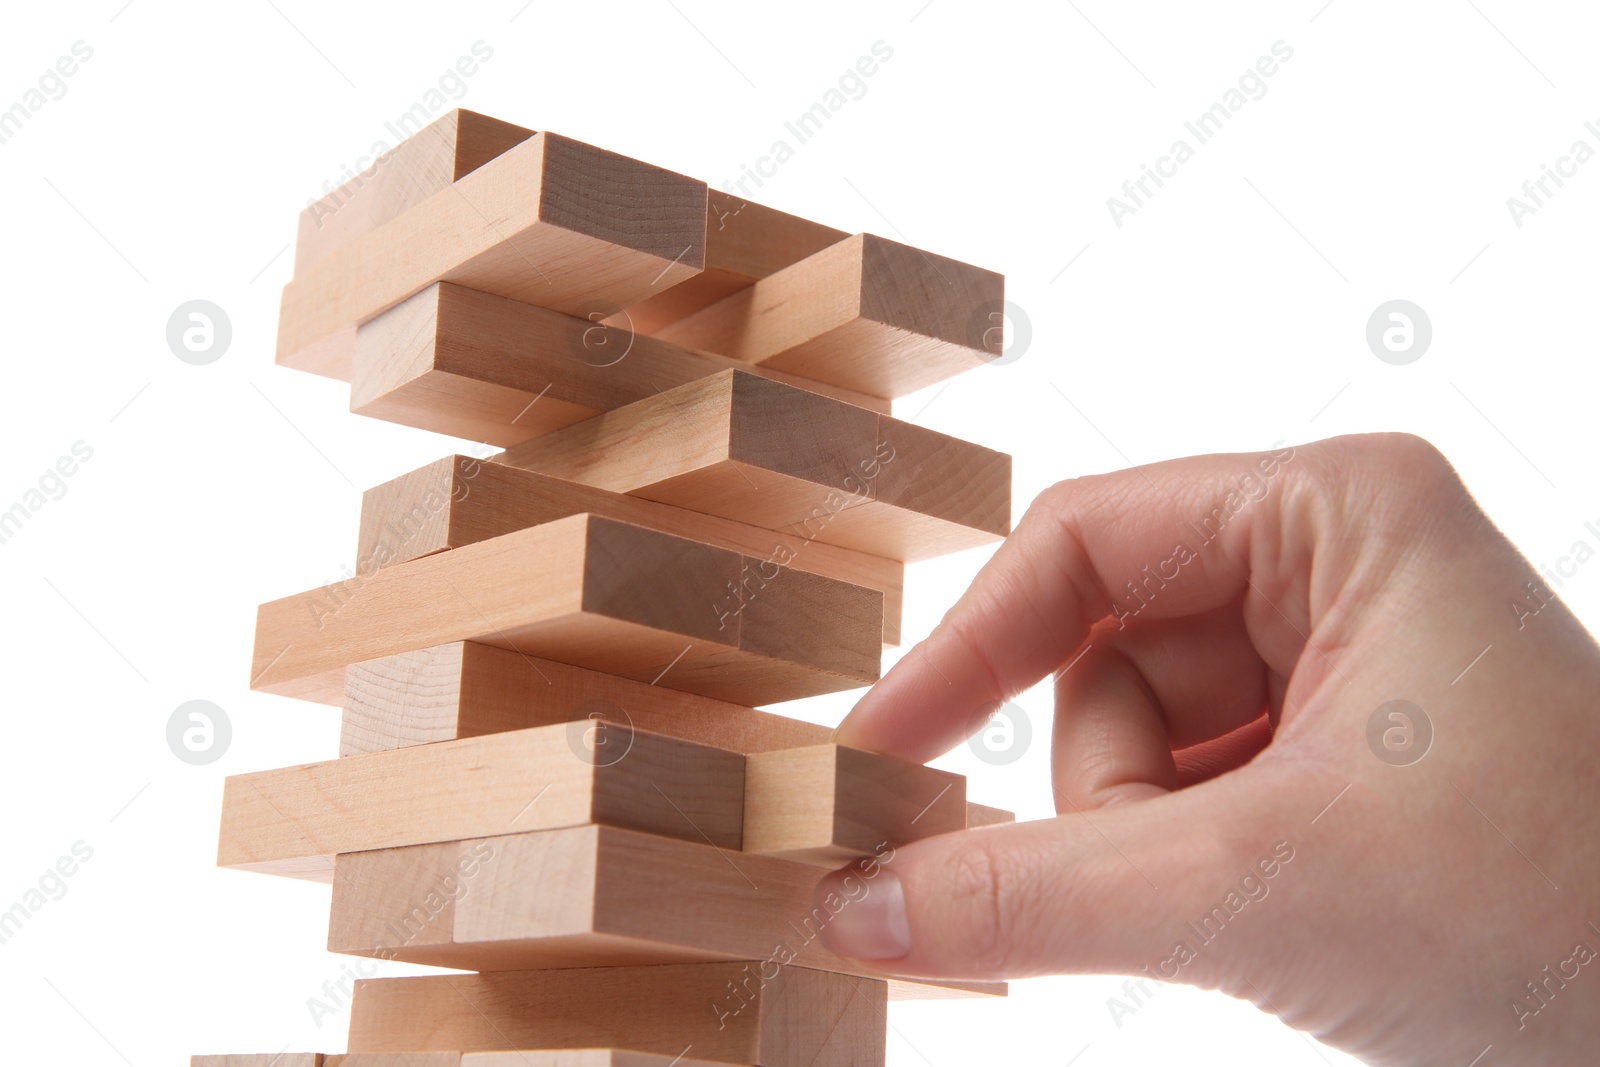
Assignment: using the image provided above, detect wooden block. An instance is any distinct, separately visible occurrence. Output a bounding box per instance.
[821,414,1013,561]
[653,233,1004,399]
[199,1058,459,1067]
[197,1055,727,1067]
[966,802,1016,828]
[298,111,845,337]
[494,371,1010,562]
[345,964,886,1067]
[743,745,965,867]
[356,457,904,647]
[349,282,888,448]
[277,132,706,380]
[462,1056,729,1067]
[496,372,878,534]
[295,110,535,273]
[302,117,842,342]
[252,513,882,706]
[194,1055,731,1067]
[328,825,1004,1001]
[339,654,1004,833]
[216,723,744,880]
[341,642,834,756]
[622,191,848,333]
[651,561,882,702]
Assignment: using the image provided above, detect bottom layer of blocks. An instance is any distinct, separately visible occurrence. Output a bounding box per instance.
[196,963,888,1067]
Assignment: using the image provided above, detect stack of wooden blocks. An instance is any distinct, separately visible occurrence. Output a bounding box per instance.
[197,109,1013,1067]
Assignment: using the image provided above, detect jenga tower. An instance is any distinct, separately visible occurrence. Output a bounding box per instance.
[198,109,1013,1067]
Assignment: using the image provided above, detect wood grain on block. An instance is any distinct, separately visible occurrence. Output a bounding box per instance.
[216,723,744,881]
[356,457,904,646]
[294,110,535,274]
[622,191,848,333]
[252,513,882,706]
[819,413,1013,561]
[641,560,886,704]
[345,964,886,1067]
[966,802,1016,828]
[743,745,966,867]
[495,371,1010,562]
[277,132,706,380]
[328,825,1004,1000]
[349,282,886,448]
[653,233,1005,398]
[495,373,877,535]
[341,642,834,757]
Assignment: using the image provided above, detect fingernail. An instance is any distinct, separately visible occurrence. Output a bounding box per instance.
[816,867,912,961]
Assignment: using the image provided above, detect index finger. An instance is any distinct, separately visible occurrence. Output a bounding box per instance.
[832,441,1304,763]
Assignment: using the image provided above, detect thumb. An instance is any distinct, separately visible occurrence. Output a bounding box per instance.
[813,769,1309,985]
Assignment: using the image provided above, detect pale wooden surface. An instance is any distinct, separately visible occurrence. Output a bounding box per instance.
[833,413,1013,560]
[352,456,459,565]
[196,1055,729,1067]
[338,649,1012,828]
[252,513,882,706]
[494,371,1011,562]
[298,111,843,343]
[743,744,966,867]
[346,965,886,1067]
[196,1057,469,1066]
[216,723,745,880]
[342,642,498,755]
[349,282,887,448]
[463,1055,730,1067]
[966,802,1018,828]
[466,1054,733,1067]
[654,233,1005,398]
[496,372,875,532]
[622,190,848,333]
[331,836,469,955]
[340,642,835,757]
[294,110,534,273]
[355,456,905,646]
[277,132,706,379]
[327,825,1002,1000]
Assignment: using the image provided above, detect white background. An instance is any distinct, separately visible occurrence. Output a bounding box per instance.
[2,1,1596,1064]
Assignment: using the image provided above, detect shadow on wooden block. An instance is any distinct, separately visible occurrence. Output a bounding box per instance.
[252,513,882,707]
[494,372,1010,563]
[743,744,966,867]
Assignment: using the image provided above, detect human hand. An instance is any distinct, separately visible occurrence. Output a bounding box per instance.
[818,433,1600,1066]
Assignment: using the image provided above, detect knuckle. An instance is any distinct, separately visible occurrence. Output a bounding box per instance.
[1373,430,1445,464]
[1028,477,1077,515]
[1294,432,1470,531]
[1309,432,1457,493]
[1353,432,1453,484]
[944,837,1028,975]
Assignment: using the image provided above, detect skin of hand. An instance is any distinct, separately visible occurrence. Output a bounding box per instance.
[816,433,1600,1066]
